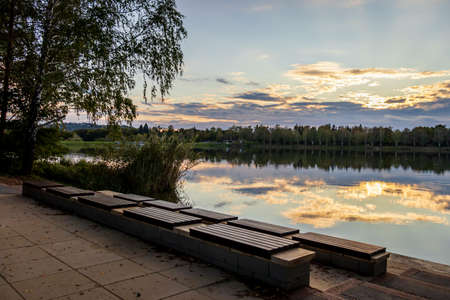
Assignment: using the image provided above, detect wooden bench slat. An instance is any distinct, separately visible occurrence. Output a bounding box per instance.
[292,232,385,259]
[78,194,136,210]
[113,193,155,203]
[125,207,200,223]
[190,223,299,258]
[197,227,274,251]
[199,224,296,247]
[228,218,299,236]
[123,207,201,229]
[143,200,191,211]
[23,180,64,188]
[180,208,237,223]
[192,226,279,252]
[46,186,95,198]
[197,226,280,249]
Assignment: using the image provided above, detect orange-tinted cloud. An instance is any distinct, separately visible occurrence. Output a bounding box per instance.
[283,205,448,228]
[285,61,450,96]
[339,181,450,214]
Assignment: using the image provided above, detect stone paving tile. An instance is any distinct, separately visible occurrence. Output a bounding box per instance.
[0,284,23,300]
[54,287,121,300]
[78,259,151,285]
[0,275,7,285]
[310,262,366,291]
[0,215,43,227]
[12,270,97,300]
[0,225,19,238]
[51,248,123,269]
[39,238,122,268]
[41,239,123,269]
[40,238,101,256]
[160,262,230,289]
[0,246,50,266]
[197,279,262,300]
[164,290,213,300]
[130,251,190,272]
[0,256,70,283]
[75,226,133,247]
[41,214,98,234]
[107,243,152,259]
[10,219,55,234]
[21,228,76,245]
[105,273,190,299]
[30,205,67,216]
[0,236,34,250]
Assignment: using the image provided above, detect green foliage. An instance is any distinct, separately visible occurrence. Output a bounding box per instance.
[34,136,196,197]
[75,128,110,141]
[35,127,69,158]
[176,124,450,148]
[1,0,187,173]
[198,148,450,174]
[1,124,68,173]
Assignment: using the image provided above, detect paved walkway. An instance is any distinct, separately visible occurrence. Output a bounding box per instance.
[1,183,449,300]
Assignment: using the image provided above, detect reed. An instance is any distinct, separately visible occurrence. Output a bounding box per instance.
[33,136,196,198]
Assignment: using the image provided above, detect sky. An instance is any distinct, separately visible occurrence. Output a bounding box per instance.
[72,0,450,129]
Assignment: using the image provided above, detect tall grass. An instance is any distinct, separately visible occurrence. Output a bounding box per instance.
[33,136,197,199]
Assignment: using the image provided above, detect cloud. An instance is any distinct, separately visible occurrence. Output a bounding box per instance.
[285,61,450,96]
[310,0,371,8]
[338,181,450,214]
[250,4,272,12]
[134,96,450,128]
[246,81,260,86]
[216,77,232,85]
[283,205,448,228]
[342,80,450,109]
[133,77,450,128]
[282,189,448,228]
[257,54,270,60]
[179,77,209,82]
[233,91,284,102]
[233,187,276,195]
[188,164,450,228]
[229,72,260,86]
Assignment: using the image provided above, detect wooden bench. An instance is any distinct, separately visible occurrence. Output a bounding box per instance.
[23,179,63,189]
[180,208,237,223]
[228,218,299,237]
[78,194,136,210]
[123,207,201,229]
[190,223,299,258]
[113,193,155,203]
[46,186,95,198]
[143,199,191,211]
[26,184,315,290]
[22,180,64,199]
[292,232,389,276]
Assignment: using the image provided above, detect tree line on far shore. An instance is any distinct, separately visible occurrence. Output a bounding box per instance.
[73,124,450,148]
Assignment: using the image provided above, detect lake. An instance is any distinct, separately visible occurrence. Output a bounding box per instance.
[182,150,450,265]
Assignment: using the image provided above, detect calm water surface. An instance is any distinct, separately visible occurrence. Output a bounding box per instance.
[183,151,450,265]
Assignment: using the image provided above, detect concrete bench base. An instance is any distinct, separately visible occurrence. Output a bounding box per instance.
[22,185,50,202]
[299,244,389,276]
[24,188,315,290]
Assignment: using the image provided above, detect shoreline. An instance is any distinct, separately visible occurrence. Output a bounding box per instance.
[1,179,449,269]
[193,141,450,154]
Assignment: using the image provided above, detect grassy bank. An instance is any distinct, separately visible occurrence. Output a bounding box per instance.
[41,137,196,200]
[193,141,450,154]
[60,140,115,152]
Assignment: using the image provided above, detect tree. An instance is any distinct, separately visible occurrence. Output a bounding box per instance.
[1,0,186,174]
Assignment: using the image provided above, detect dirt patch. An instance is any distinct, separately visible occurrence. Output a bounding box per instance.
[0,176,22,185]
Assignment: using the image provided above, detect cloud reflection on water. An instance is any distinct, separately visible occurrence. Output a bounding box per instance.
[188,162,450,228]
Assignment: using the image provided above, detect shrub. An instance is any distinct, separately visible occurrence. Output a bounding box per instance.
[33,136,196,198]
